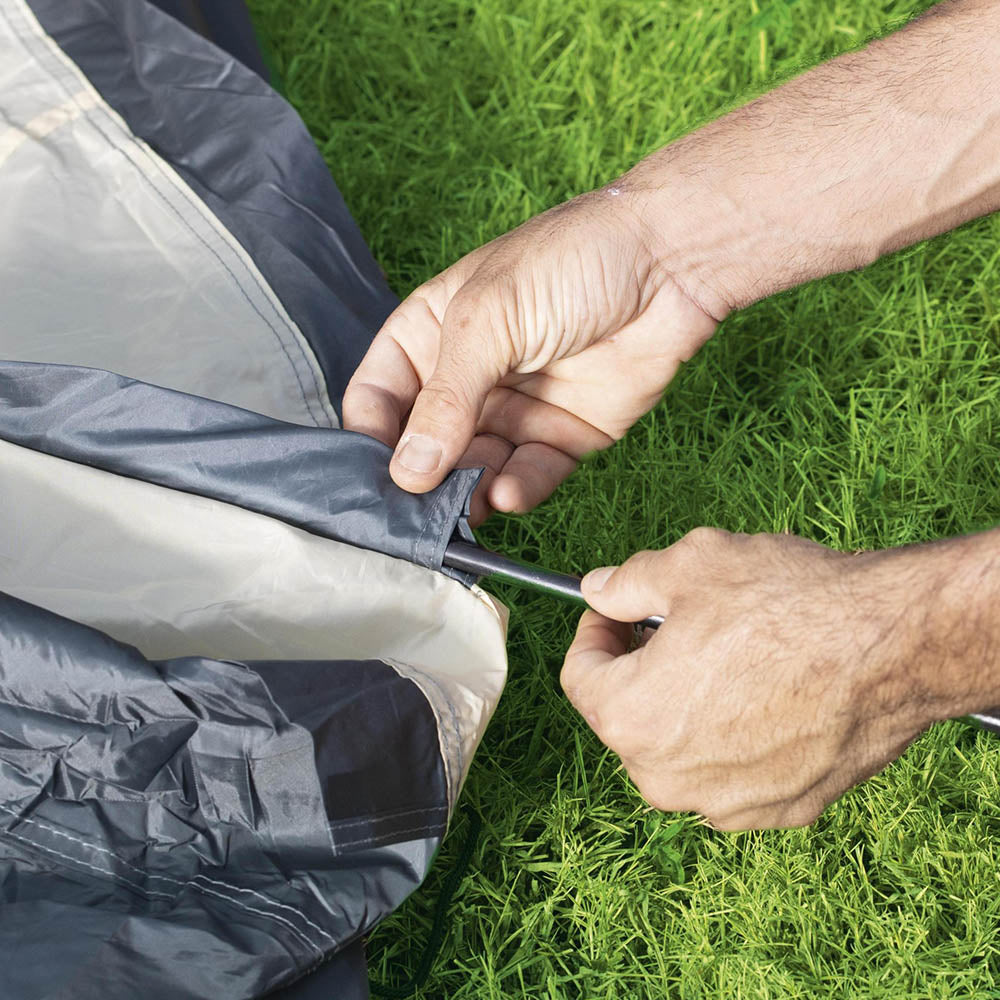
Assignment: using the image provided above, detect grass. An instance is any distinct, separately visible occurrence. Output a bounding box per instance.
[246,1,1000,996]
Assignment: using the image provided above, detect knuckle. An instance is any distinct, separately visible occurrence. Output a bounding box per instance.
[417,382,471,422]
[702,800,762,831]
[341,380,376,413]
[684,525,728,549]
[702,813,737,832]
[444,281,503,338]
[340,382,362,416]
[559,658,583,701]
[619,548,663,581]
[441,307,512,379]
[382,295,428,341]
[583,689,635,752]
[443,295,480,335]
[561,661,601,720]
[631,774,679,813]
[596,713,632,754]
[639,787,670,813]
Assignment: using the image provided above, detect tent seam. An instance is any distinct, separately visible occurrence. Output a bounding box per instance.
[4,0,334,428]
[328,805,448,831]
[79,112,324,427]
[0,823,326,958]
[0,366,479,576]
[0,800,336,952]
[335,823,443,850]
[414,482,451,567]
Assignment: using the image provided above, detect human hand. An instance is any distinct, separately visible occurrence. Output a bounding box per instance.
[344,0,1000,525]
[342,189,718,523]
[561,528,965,831]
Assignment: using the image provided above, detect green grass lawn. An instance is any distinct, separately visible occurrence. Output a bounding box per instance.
[247,1,1000,996]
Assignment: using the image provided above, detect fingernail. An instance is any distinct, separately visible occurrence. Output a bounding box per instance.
[583,566,616,592]
[395,434,442,474]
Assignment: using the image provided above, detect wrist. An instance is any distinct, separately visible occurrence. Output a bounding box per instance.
[919,531,1000,720]
[614,120,879,320]
[614,2,1000,319]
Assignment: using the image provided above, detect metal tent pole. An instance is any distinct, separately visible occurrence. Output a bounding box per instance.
[443,540,665,631]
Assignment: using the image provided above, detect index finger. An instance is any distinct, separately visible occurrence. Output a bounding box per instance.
[342,295,443,446]
[341,334,416,446]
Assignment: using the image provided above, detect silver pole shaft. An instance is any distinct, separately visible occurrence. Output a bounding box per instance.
[443,540,664,631]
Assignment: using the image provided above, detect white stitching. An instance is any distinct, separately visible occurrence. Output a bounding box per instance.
[0,802,335,950]
[1,825,322,958]
[335,822,444,850]
[328,805,447,832]
[2,826,173,899]
[0,802,335,948]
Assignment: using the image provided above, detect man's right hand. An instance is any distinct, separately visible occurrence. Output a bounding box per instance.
[342,188,719,522]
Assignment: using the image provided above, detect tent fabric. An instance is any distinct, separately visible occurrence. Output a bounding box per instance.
[0,0,336,427]
[144,0,272,83]
[0,594,445,999]
[0,434,506,799]
[0,362,481,571]
[28,0,400,416]
[266,942,370,1000]
[0,1,509,997]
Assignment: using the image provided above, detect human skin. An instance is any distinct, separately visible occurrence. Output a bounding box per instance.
[566,529,1000,830]
[343,0,1000,828]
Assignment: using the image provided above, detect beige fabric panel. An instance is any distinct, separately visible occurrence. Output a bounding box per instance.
[0,439,508,802]
[0,0,337,427]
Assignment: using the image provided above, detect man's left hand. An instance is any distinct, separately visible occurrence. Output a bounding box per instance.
[562,527,969,831]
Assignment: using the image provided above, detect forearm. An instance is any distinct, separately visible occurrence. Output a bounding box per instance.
[860,527,1000,726]
[621,0,1000,318]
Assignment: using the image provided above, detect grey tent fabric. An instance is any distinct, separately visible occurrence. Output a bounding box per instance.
[266,943,370,1000]
[0,594,445,1000]
[145,0,272,82]
[0,361,480,571]
[0,1,509,997]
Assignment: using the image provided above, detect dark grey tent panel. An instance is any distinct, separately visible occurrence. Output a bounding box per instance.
[0,1,509,997]
[0,595,447,999]
[28,0,400,416]
[0,361,480,571]
[146,0,272,82]
[267,943,370,1000]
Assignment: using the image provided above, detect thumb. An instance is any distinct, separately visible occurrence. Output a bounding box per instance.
[389,294,509,493]
[580,550,667,624]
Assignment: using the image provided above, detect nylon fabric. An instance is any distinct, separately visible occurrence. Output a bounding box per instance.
[0,0,337,427]
[0,361,480,571]
[28,0,400,414]
[0,437,507,802]
[145,0,271,82]
[0,0,509,994]
[0,593,441,1000]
